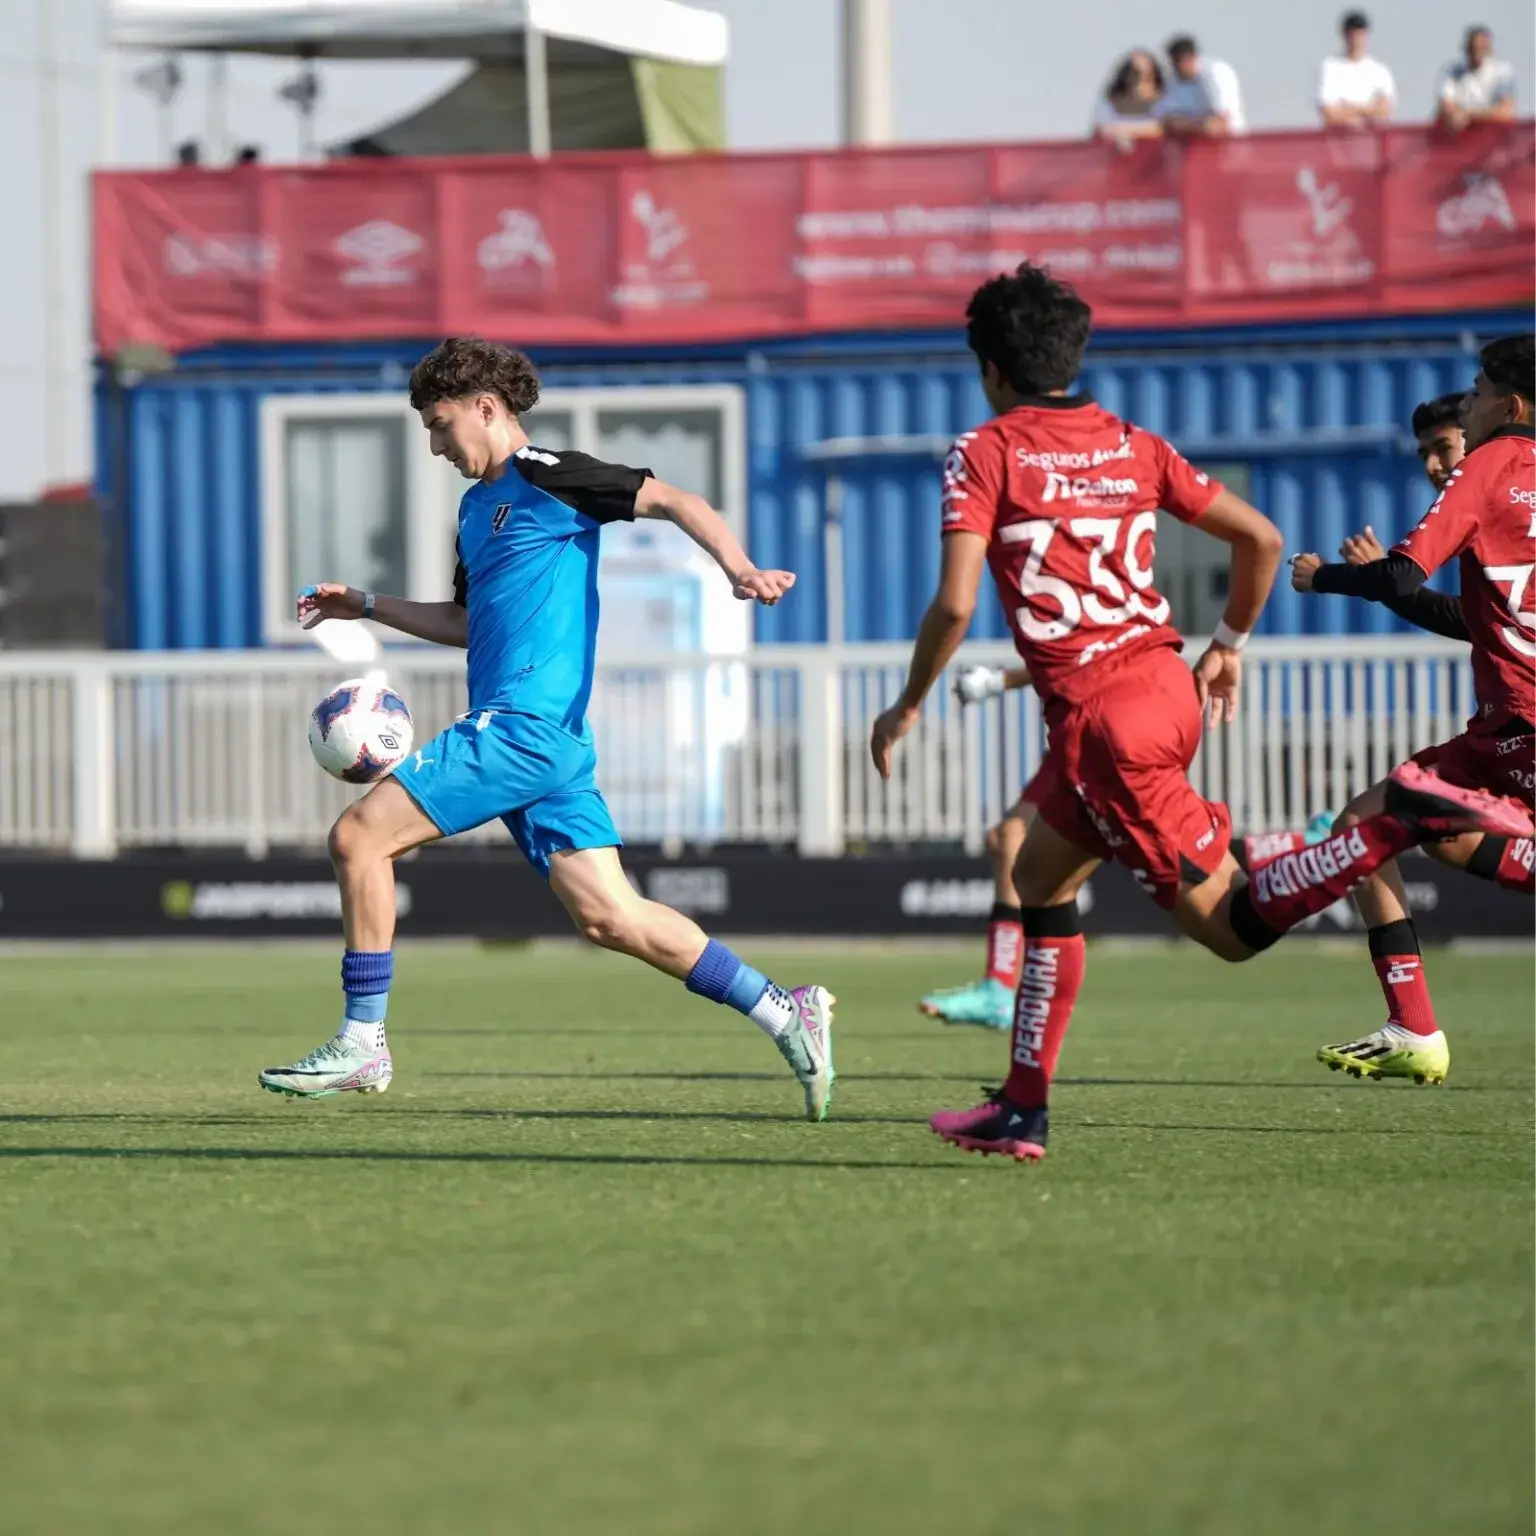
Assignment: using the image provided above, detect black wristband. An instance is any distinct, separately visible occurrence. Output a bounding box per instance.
[360,591,376,620]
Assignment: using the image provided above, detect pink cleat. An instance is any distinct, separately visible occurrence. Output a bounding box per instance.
[1386,761,1535,842]
[930,1092,1049,1162]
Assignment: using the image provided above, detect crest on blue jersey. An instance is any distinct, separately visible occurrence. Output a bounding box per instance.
[492,503,512,534]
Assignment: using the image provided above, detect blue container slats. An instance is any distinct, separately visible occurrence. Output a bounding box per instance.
[95,313,1522,650]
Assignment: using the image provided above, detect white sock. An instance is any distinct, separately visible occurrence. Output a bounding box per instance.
[339,1019,388,1052]
[748,983,795,1040]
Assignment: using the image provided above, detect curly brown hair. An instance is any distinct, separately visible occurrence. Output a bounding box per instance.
[408,337,541,416]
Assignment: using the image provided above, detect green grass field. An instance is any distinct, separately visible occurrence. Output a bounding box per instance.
[0,940,1530,1536]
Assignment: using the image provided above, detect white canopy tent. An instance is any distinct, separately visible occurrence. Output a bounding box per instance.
[108,0,729,156]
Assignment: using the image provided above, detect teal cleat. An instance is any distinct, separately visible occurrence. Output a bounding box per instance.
[1304,811,1336,845]
[918,976,1013,1030]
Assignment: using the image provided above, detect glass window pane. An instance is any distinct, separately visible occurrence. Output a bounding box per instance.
[1157,462,1251,635]
[594,408,724,511]
[520,409,574,452]
[285,418,407,598]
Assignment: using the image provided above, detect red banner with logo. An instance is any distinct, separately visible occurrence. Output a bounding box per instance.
[94,125,1533,353]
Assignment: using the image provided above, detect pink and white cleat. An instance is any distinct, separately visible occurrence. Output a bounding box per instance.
[259,1033,393,1098]
[931,1091,1048,1161]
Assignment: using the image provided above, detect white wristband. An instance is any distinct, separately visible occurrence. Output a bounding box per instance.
[1213,619,1249,651]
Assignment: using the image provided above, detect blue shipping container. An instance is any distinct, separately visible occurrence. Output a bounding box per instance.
[95,311,1524,650]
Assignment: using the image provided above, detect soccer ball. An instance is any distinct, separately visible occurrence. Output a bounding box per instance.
[307,674,414,783]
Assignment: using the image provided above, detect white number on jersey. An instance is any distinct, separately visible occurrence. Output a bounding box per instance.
[1484,562,1536,658]
[999,513,1169,642]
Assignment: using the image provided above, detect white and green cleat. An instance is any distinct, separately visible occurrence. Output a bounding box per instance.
[1318,1024,1450,1086]
[775,985,836,1122]
[259,1034,393,1098]
[918,976,1013,1030]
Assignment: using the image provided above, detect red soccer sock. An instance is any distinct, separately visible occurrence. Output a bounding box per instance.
[1241,816,1416,936]
[1467,834,1536,895]
[1002,913,1086,1109]
[1367,920,1438,1036]
[984,903,1024,989]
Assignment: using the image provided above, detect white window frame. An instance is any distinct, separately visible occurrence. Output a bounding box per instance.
[529,384,748,544]
[259,393,449,647]
[260,383,747,647]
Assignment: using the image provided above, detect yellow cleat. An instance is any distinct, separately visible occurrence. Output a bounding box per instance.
[1318,1024,1450,1086]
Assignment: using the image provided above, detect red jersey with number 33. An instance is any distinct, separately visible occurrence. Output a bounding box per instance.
[1394,424,1536,729]
[942,396,1223,705]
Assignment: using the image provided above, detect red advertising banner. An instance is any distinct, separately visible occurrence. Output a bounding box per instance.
[94,126,1533,354]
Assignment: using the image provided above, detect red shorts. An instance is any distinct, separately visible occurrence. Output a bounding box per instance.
[1410,719,1535,814]
[1033,648,1231,909]
[1013,759,1055,814]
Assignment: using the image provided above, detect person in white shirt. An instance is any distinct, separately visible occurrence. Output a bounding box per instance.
[1438,26,1517,132]
[1317,11,1395,128]
[1091,49,1166,147]
[1155,35,1246,136]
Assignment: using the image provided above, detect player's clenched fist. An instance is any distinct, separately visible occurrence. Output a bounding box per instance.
[297,583,364,628]
[731,567,796,605]
[1289,553,1322,592]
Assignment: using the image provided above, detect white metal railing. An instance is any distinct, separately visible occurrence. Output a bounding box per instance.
[0,638,1474,858]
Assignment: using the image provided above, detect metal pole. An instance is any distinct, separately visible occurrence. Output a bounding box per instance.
[842,0,893,146]
[823,474,845,647]
[38,0,68,489]
[98,1,118,165]
[524,22,551,158]
[207,53,229,162]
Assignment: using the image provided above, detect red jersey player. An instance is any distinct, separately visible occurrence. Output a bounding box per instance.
[1290,336,1535,1086]
[870,265,1532,1163]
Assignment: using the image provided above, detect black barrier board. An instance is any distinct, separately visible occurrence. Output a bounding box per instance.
[0,849,1526,941]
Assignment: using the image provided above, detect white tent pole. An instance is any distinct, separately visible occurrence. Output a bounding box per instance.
[842,0,892,146]
[38,0,69,488]
[207,53,229,161]
[524,20,551,158]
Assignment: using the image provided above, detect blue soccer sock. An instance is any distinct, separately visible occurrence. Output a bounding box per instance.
[684,938,795,1038]
[340,949,393,1049]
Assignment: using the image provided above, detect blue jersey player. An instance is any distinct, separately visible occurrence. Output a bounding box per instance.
[259,338,836,1119]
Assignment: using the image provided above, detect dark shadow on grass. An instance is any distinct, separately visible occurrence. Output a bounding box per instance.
[0,1145,965,1171]
[425,1069,987,1084]
[419,1069,1523,1093]
[1076,1120,1510,1138]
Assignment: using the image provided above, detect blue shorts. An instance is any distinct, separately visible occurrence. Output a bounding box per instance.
[392,710,620,877]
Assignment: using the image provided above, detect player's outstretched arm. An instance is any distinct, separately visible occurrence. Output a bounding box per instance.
[872,531,987,778]
[633,478,795,605]
[1188,489,1285,726]
[297,583,468,648]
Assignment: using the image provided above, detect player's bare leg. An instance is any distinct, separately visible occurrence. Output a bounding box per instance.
[1306,784,1449,1083]
[548,847,835,1121]
[920,804,1033,1029]
[259,778,443,1099]
[1173,763,1533,1086]
[930,817,1098,1162]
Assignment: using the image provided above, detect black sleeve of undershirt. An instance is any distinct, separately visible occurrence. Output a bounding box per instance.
[1377,587,1470,641]
[453,538,468,608]
[1311,553,1469,639]
[1310,553,1428,601]
[514,448,652,525]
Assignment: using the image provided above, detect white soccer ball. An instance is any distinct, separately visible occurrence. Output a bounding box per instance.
[307,673,414,783]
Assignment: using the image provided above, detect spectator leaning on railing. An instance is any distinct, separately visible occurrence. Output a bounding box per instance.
[1317,10,1395,128]
[1155,35,1246,136]
[1437,25,1516,132]
[1091,50,1166,147]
